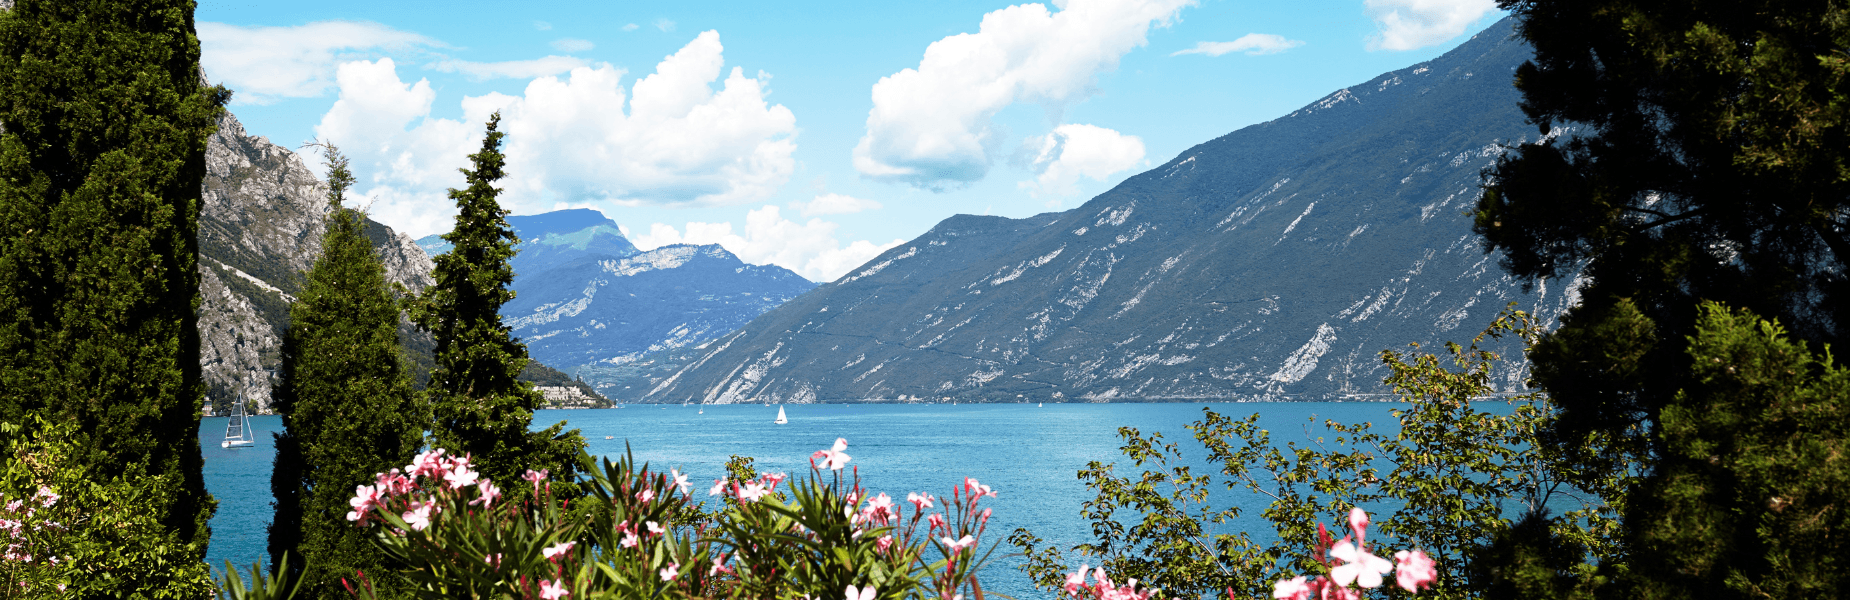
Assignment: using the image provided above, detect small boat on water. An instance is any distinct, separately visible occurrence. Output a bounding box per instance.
[221,401,255,449]
[774,405,788,424]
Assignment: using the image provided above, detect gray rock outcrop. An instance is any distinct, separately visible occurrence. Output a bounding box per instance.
[197,110,434,413]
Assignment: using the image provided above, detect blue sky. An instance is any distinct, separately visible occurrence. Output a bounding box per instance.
[195,0,1504,281]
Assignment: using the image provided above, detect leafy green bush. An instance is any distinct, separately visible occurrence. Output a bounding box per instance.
[0,416,216,598]
[1010,308,1626,599]
[272,437,1025,599]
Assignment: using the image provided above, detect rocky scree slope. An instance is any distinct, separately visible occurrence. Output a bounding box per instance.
[628,18,1579,404]
[198,111,434,414]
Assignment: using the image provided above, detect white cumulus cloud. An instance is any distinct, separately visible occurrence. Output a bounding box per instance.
[1364,0,1500,51]
[314,31,798,238]
[793,193,882,216]
[1021,124,1145,197]
[427,56,591,81]
[198,20,439,104]
[551,38,596,52]
[630,206,903,281]
[853,0,1194,189]
[1171,33,1304,56]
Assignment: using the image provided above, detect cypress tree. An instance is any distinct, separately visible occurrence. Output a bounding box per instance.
[413,113,584,501]
[0,0,226,587]
[268,143,424,597]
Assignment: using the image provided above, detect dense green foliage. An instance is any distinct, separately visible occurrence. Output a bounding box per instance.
[1622,304,1850,597]
[1477,1,1850,596]
[267,144,425,598]
[0,416,217,597]
[1010,309,1613,600]
[0,0,227,594]
[1478,0,1848,441]
[411,114,584,502]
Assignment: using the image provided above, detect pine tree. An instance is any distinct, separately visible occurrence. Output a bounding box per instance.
[268,143,425,597]
[1478,1,1850,596]
[0,0,226,591]
[413,113,584,501]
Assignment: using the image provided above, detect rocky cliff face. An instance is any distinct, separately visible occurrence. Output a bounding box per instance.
[626,18,1576,404]
[197,111,434,413]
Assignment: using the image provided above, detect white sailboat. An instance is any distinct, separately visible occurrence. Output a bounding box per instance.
[221,401,255,449]
[774,405,788,424]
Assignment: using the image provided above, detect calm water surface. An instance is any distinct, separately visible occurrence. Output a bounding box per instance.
[201,402,1406,595]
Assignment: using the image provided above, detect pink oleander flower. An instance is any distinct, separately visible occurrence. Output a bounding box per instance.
[862,493,895,522]
[1063,564,1089,595]
[940,534,976,554]
[5,499,21,512]
[908,492,935,510]
[484,553,502,567]
[710,557,732,576]
[1348,507,1369,545]
[813,438,852,470]
[963,478,995,498]
[763,472,788,490]
[443,463,479,490]
[539,578,569,600]
[1394,549,1436,592]
[34,487,57,508]
[1329,540,1392,589]
[543,541,577,560]
[671,469,692,496]
[877,535,894,552]
[738,482,771,502]
[376,469,412,496]
[472,480,500,507]
[637,488,656,503]
[710,477,728,497]
[621,530,640,548]
[523,469,549,490]
[408,449,446,479]
[846,584,876,600]
[659,563,679,581]
[927,513,946,532]
[348,484,382,522]
[647,521,666,535]
[1272,576,1311,600]
[402,501,434,531]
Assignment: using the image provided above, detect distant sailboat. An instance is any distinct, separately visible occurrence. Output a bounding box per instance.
[221,401,254,449]
[774,405,788,424]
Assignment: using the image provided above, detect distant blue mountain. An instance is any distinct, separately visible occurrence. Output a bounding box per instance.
[417,209,814,374]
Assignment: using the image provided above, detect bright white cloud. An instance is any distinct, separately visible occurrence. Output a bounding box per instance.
[853,0,1194,189]
[1171,33,1304,56]
[551,38,596,52]
[427,56,591,81]
[630,206,903,281]
[1021,124,1145,197]
[198,21,438,104]
[1364,0,1499,51]
[793,193,882,216]
[314,32,798,239]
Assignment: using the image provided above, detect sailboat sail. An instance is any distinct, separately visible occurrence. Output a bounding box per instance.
[222,401,254,448]
[774,406,788,424]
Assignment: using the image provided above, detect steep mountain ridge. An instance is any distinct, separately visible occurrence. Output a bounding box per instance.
[197,111,434,413]
[625,18,1576,403]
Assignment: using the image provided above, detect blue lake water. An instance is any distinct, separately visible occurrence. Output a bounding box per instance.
[201,402,1408,595]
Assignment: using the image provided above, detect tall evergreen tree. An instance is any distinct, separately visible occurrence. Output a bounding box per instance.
[268,143,424,597]
[413,113,584,500]
[1479,1,1850,596]
[0,0,226,581]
